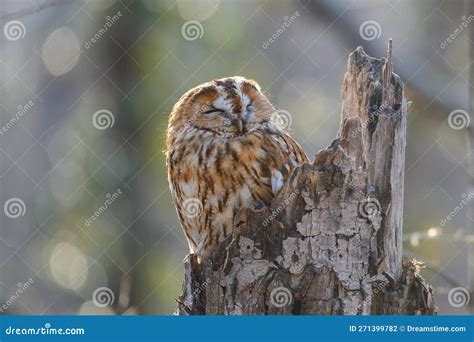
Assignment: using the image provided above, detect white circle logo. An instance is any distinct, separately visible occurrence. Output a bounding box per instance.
[359,20,381,41]
[92,109,115,130]
[181,20,204,41]
[4,198,26,218]
[358,198,381,219]
[448,287,470,307]
[270,110,292,130]
[3,20,26,41]
[92,286,115,307]
[270,287,293,308]
[183,198,203,219]
[448,109,470,130]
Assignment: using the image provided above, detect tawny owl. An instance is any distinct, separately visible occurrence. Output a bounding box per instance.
[166,76,308,257]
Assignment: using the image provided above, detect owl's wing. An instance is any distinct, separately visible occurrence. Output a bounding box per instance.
[271,132,309,196]
[243,130,308,205]
[269,132,309,195]
[277,132,309,166]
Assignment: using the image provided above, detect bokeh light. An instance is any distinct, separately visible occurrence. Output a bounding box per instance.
[42,27,80,76]
[49,242,88,291]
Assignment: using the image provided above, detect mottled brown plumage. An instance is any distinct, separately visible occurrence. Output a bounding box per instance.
[166,76,308,257]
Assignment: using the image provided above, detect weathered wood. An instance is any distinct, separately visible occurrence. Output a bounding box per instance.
[177,44,436,315]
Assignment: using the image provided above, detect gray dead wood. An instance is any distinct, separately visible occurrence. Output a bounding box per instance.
[177,44,436,315]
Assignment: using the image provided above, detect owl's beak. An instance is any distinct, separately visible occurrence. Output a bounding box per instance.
[232,118,245,134]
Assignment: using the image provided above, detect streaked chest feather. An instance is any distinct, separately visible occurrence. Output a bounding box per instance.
[170,134,269,202]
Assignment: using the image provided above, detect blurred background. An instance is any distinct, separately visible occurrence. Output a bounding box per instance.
[0,0,472,315]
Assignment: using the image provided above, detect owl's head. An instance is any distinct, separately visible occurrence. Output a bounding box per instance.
[167,76,276,139]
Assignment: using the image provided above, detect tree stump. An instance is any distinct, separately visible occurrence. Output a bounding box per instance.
[177,43,436,315]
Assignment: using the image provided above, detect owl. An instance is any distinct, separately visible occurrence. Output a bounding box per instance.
[166,76,308,258]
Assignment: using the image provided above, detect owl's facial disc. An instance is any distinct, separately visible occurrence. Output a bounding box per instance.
[188,77,274,137]
[191,103,241,136]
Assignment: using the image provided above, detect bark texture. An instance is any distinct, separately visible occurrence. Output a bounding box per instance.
[177,44,436,315]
